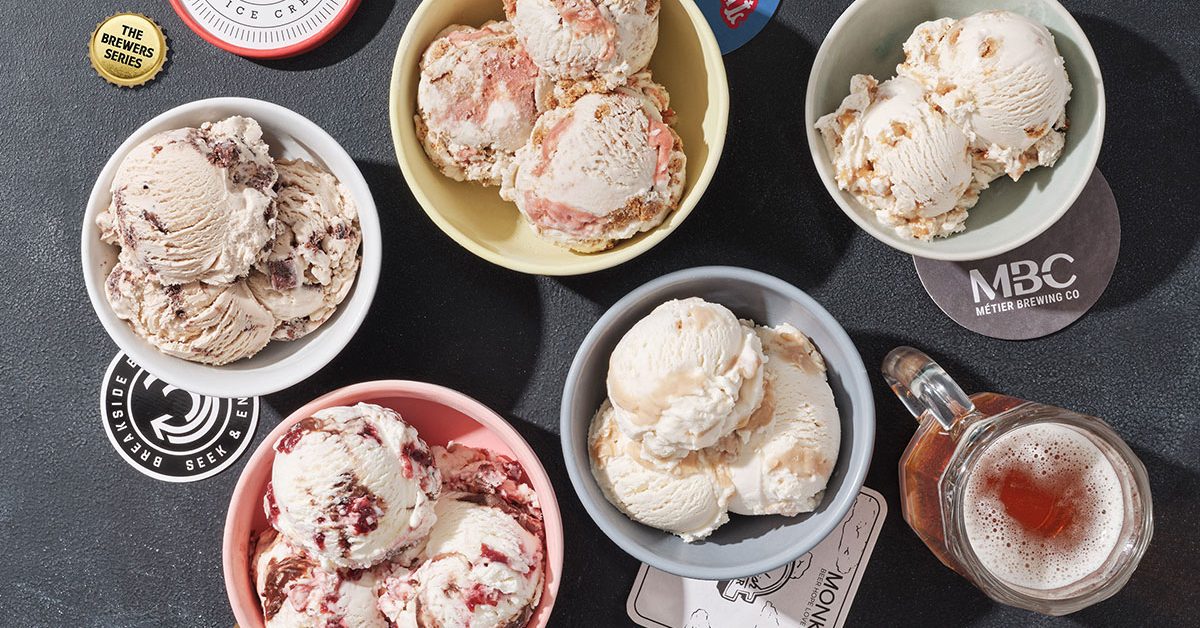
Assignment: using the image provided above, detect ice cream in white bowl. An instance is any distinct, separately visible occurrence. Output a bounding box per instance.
[81,98,381,398]
[805,0,1103,261]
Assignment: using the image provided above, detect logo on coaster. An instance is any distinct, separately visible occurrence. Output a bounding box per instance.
[627,488,886,628]
[915,170,1120,341]
[100,352,258,482]
[696,0,780,54]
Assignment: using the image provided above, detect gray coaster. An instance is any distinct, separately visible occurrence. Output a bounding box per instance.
[914,170,1120,340]
[100,352,258,482]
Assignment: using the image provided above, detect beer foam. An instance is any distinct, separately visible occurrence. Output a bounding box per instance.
[962,424,1124,591]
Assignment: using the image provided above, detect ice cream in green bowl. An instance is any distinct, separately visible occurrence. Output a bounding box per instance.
[806,0,1104,261]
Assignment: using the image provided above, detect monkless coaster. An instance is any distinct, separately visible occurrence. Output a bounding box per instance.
[168,0,360,59]
[695,0,780,54]
[627,487,886,628]
[914,170,1120,340]
[100,352,258,482]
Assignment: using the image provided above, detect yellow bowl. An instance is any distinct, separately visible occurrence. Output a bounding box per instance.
[389,0,729,275]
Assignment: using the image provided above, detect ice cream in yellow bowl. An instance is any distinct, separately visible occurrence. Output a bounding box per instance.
[390,0,729,275]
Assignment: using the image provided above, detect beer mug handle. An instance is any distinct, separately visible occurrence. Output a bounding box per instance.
[882,347,975,430]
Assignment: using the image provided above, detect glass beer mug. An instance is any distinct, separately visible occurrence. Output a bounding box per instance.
[882,347,1153,615]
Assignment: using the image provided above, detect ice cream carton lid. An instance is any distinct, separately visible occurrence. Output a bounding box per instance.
[168,0,360,59]
[695,0,780,54]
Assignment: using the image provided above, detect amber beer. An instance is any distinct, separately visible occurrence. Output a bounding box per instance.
[885,348,1152,615]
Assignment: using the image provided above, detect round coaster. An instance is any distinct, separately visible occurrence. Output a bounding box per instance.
[695,0,780,54]
[99,352,258,482]
[914,170,1120,341]
[168,0,360,59]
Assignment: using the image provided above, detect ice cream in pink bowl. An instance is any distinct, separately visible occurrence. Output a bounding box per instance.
[223,380,563,627]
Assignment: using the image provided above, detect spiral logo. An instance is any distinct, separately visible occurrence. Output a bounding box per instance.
[100,353,257,482]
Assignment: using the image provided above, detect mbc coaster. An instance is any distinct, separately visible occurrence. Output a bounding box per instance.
[915,170,1120,341]
[100,352,258,482]
[168,0,360,59]
[695,0,780,54]
[627,487,886,628]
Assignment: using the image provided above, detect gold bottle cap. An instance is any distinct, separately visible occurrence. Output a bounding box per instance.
[89,13,168,87]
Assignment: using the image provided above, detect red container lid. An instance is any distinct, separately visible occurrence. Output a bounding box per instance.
[169,0,361,59]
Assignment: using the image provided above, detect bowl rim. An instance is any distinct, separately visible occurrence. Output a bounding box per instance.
[80,96,382,398]
[559,266,875,580]
[222,379,564,627]
[803,0,1106,261]
[388,0,730,276]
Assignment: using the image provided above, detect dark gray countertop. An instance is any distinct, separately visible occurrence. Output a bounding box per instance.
[2,0,1197,626]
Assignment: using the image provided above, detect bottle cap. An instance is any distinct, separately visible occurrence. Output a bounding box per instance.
[89,13,168,87]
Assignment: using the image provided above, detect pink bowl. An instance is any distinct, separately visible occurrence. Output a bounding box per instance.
[222,381,564,627]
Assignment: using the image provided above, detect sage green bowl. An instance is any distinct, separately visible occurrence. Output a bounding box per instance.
[805,0,1104,261]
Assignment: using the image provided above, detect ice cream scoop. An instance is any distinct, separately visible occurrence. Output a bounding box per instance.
[266,403,441,571]
[501,84,685,252]
[104,263,273,365]
[606,298,765,462]
[816,74,986,241]
[588,400,733,542]
[415,21,543,186]
[504,0,659,87]
[899,11,1072,181]
[247,158,361,341]
[378,445,545,628]
[433,443,544,539]
[379,494,544,628]
[726,324,841,517]
[252,528,388,628]
[101,116,277,285]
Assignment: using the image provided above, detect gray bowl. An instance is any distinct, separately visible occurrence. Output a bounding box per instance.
[560,267,875,579]
[805,0,1105,261]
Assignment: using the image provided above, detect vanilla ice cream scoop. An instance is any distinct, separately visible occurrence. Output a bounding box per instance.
[606,298,765,462]
[727,324,841,517]
[247,159,361,341]
[102,116,277,285]
[266,403,442,571]
[899,11,1072,180]
[105,263,273,365]
[817,74,987,241]
[378,492,545,628]
[416,21,543,186]
[252,529,388,628]
[500,84,685,252]
[505,0,659,87]
[589,400,733,542]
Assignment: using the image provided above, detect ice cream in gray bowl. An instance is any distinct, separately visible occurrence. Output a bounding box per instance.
[560,267,875,580]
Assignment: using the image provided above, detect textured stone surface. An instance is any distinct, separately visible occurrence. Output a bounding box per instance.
[1,0,1197,625]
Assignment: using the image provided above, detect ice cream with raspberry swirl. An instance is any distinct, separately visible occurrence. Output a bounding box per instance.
[264,403,442,571]
[251,528,388,627]
[378,444,545,628]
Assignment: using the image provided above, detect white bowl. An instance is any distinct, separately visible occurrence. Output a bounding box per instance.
[805,0,1105,261]
[81,97,381,398]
